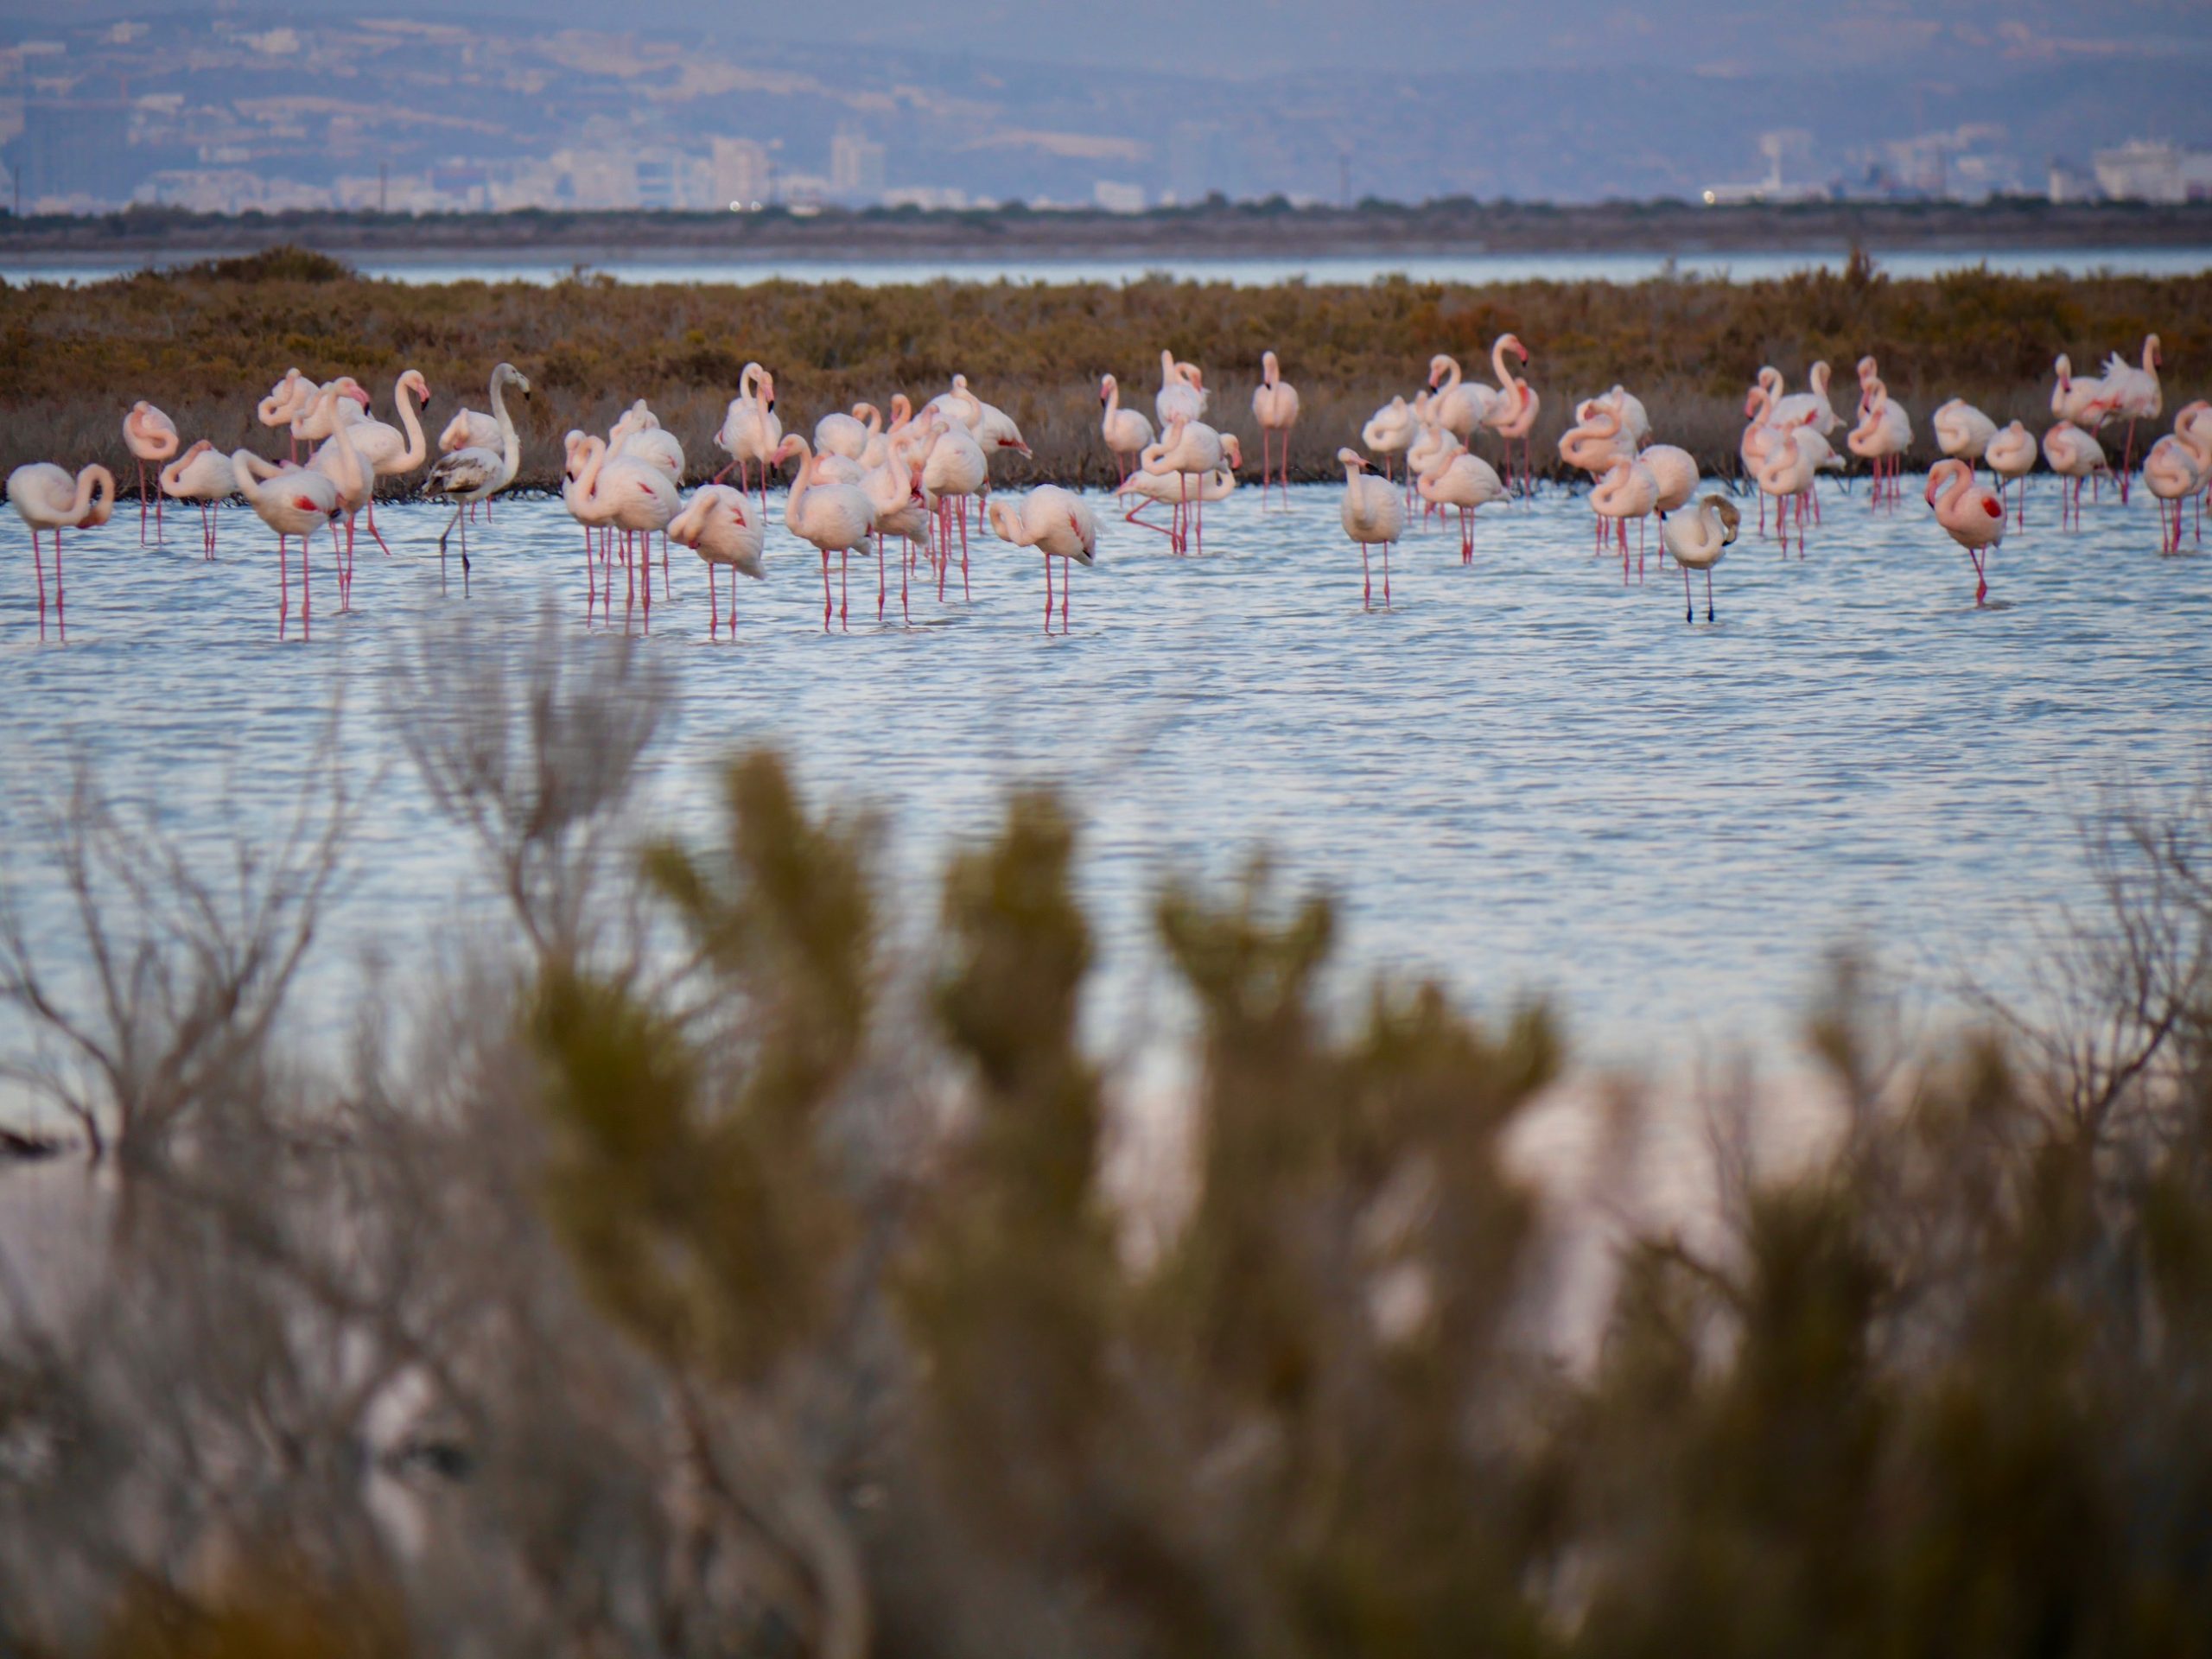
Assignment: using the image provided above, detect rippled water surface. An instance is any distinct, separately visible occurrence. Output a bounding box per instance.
[8,246,2212,289]
[3,476,2208,1070]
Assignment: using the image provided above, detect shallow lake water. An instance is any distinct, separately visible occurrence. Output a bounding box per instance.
[2,474,2208,1086]
[6,246,2211,289]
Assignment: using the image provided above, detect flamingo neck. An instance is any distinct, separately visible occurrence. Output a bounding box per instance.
[392,376,428,469]
[489,372,519,471]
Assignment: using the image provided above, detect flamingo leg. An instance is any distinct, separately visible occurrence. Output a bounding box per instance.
[1061,553,1071,630]
[709,562,718,639]
[1707,569,1715,624]
[959,504,970,600]
[137,461,149,543]
[1361,540,1370,611]
[1683,565,1694,623]
[1043,547,1053,632]
[821,548,833,632]
[840,545,849,631]
[1382,540,1391,608]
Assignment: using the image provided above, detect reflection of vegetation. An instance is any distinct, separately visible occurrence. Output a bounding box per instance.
[3,251,2202,488]
[6,624,2212,1652]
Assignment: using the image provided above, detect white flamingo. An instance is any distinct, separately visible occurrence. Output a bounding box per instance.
[424,361,528,582]
[988,485,1097,633]
[1099,373,1155,486]
[2041,422,2110,530]
[1662,493,1739,624]
[123,400,179,544]
[669,485,766,639]
[232,451,337,621]
[1338,447,1404,611]
[8,461,114,634]
[1251,351,1300,503]
[714,364,782,510]
[775,434,875,632]
[160,441,237,560]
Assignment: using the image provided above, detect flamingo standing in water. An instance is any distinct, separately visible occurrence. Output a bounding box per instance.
[1758,430,1819,557]
[775,435,875,632]
[160,441,237,559]
[862,450,931,623]
[1983,422,2037,527]
[123,401,179,544]
[920,412,988,599]
[668,486,766,639]
[1848,382,1913,507]
[308,368,431,556]
[1099,374,1155,486]
[1142,416,1225,555]
[2050,353,2111,429]
[988,485,1097,633]
[1592,454,1662,575]
[2041,422,2110,529]
[578,434,680,606]
[1426,353,1503,444]
[232,450,338,623]
[1338,447,1403,611]
[9,461,114,637]
[1662,494,1739,624]
[816,403,882,462]
[1251,351,1300,504]
[1932,399,1999,479]
[1478,335,1535,492]
[714,364,782,511]
[425,361,528,583]
[2143,400,2209,555]
[1773,363,1843,435]
[2097,334,2162,504]
[1415,448,1505,561]
[1926,459,2005,606]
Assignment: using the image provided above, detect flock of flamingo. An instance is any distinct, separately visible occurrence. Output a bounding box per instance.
[3,328,2199,640]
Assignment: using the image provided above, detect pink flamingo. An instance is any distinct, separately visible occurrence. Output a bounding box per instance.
[8,461,115,639]
[988,485,1097,633]
[1926,458,2005,605]
[669,486,766,639]
[1250,351,1300,504]
[124,401,179,544]
[232,450,338,626]
[776,435,875,632]
[160,441,238,560]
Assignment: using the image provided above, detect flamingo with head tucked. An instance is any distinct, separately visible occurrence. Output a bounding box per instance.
[1662,494,1739,623]
[1252,351,1300,504]
[2143,401,2210,555]
[988,485,1096,633]
[775,434,875,632]
[1983,422,2037,527]
[123,401,179,544]
[1592,455,1662,574]
[1932,399,1999,478]
[258,369,313,463]
[1414,448,1504,562]
[2041,422,2110,530]
[1926,459,2005,605]
[1848,382,1913,507]
[9,461,114,637]
[160,441,237,560]
[232,450,337,623]
[1426,353,1502,445]
[668,486,766,639]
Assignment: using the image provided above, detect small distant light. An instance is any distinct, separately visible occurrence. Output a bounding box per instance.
[1702,189,1717,204]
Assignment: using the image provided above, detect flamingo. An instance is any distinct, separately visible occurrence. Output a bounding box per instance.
[305,385,372,607]
[563,433,623,612]
[1155,350,1205,428]
[1251,351,1300,503]
[1642,445,1699,521]
[232,450,338,622]
[425,361,528,582]
[920,412,988,599]
[123,401,179,544]
[1926,459,2005,605]
[1414,448,1504,561]
[257,369,313,463]
[1141,416,1224,555]
[1117,464,1236,543]
[1773,363,1843,435]
[308,368,430,556]
[1480,334,1536,491]
[2141,422,2194,559]
[1847,383,1912,507]
[1932,399,1999,478]
[1757,432,1817,557]
[1662,494,1739,624]
[775,435,875,632]
[2041,422,2111,530]
[862,450,931,623]
[816,402,882,462]
[8,461,114,636]
[1361,395,1416,491]
[160,441,237,559]
[1425,353,1502,445]
[1592,455,1662,574]
[714,364,782,510]
[988,486,1097,633]
[579,435,680,604]
[2099,334,2162,502]
[610,400,684,484]
[668,486,766,639]
[1099,373,1156,486]
[1563,401,1638,480]
[2050,353,2111,429]
[1338,447,1403,611]
[438,406,501,458]
[1983,422,2037,528]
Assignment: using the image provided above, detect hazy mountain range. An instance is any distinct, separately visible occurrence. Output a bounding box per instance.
[3,2,2208,212]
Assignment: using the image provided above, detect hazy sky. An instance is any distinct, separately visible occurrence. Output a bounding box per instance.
[9,0,2210,79]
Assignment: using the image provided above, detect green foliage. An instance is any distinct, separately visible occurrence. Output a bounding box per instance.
[531,749,874,1386]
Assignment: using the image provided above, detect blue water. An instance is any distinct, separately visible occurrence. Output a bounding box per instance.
[6,247,2210,289]
[2,475,2207,1082]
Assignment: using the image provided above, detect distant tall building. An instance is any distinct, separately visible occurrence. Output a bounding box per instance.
[2093,140,2212,205]
[829,130,885,200]
[713,136,772,208]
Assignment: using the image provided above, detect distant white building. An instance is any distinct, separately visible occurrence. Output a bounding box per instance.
[2093,140,2212,204]
[881,185,970,211]
[1702,130,1824,206]
[2047,158,2099,205]
[1092,179,1145,213]
[828,130,884,200]
[712,136,772,210]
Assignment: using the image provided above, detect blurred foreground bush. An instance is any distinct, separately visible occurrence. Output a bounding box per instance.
[3,620,2212,1655]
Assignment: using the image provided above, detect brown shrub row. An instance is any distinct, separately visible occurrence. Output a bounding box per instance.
[3,251,2204,493]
